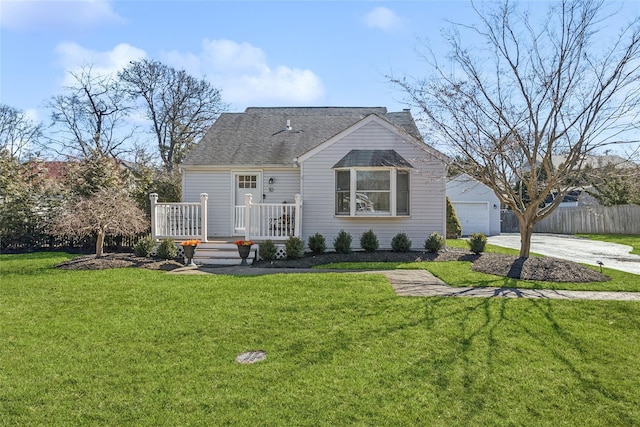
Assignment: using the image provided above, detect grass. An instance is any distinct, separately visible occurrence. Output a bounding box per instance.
[445,238,521,255]
[1,253,640,425]
[577,233,640,255]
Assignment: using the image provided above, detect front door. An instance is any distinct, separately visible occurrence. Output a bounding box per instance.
[233,172,262,235]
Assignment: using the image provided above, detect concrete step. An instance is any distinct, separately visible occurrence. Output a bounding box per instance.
[180,241,258,266]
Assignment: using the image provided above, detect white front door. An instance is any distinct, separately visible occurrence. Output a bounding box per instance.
[233,172,262,235]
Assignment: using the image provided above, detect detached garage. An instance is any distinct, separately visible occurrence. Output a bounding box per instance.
[446,174,501,236]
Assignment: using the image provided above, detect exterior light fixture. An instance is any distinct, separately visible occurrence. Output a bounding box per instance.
[268,177,274,192]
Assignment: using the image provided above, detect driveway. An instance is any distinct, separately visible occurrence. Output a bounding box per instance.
[487,233,640,275]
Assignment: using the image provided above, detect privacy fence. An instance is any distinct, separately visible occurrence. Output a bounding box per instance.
[501,205,640,234]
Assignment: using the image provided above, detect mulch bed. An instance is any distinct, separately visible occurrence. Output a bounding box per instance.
[56,248,610,283]
[56,253,185,271]
[252,248,609,283]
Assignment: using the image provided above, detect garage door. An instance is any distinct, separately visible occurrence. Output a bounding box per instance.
[452,202,489,236]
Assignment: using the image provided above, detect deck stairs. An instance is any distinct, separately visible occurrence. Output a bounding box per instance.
[178,239,259,266]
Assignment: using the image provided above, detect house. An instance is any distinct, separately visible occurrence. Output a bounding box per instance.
[544,189,600,208]
[151,107,449,263]
[446,174,501,236]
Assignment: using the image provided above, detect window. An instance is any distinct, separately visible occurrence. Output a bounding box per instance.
[335,168,410,216]
[396,170,409,215]
[238,175,257,189]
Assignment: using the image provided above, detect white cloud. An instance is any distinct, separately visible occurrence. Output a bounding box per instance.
[161,38,325,107]
[0,0,124,31]
[55,42,147,85]
[364,6,404,33]
[24,108,40,124]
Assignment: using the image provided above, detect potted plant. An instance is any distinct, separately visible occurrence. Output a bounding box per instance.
[234,240,254,265]
[181,239,200,266]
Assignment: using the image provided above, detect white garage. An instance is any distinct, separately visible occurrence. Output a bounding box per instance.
[446,174,501,236]
[451,201,490,236]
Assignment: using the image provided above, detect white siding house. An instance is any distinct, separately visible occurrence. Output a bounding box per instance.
[446,174,501,236]
[176,107,449,251]
[298,116,448,248]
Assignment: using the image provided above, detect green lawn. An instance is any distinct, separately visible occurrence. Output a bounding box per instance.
[577,234,640,255]
[1,253,640,426]
[446,238,522,255]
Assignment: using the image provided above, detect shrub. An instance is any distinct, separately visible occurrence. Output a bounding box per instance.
[391,232,412,252]
[308,233,327,255]
[259,239,278,261]
[468,233,488,254]
[134,235,156,257]
[156,238,178,259]
[360,229,379,252]
[446,197,463,238]
[333,230,352,254]
[424,232,445,253]
[285,236,305,259]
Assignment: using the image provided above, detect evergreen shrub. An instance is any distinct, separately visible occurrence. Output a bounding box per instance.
[156,238,178,259]
[468,233,488,254]
[285,236,305,259]
[333,230,352,254]
[308,233,327,255]
[134,235,156,257]
[391,232,412,252]
[424,232,445,253]
[259,240,277,261]
[360,229,379,252]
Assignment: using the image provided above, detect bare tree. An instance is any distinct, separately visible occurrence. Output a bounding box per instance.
[119,59,227,172]
[49,188,149,256]
[48,66,134,160]
[392,0,640,256]
[0,104,42,159]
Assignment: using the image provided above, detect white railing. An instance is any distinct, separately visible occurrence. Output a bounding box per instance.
[150,192,301,242]
[150,193,208,241]
[239,194,302,241]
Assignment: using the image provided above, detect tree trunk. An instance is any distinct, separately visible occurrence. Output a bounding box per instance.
[96,230,105,256]
[518,220,534,258]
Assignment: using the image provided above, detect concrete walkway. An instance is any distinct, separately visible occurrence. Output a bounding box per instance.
[383,269,640,301]
[169,265,640,301]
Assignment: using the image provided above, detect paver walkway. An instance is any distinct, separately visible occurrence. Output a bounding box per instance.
[170,265,640,301]
[382,270,640,301]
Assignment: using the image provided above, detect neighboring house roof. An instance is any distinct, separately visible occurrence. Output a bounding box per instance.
[182,107,428,167]
[552,154,637,170]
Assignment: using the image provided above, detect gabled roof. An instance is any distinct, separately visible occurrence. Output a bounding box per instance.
[182,107,427,167]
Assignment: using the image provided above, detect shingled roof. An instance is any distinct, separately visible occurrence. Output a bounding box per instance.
[182,107,425,167]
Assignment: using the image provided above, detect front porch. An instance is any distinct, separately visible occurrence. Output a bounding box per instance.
[149,193,301,264]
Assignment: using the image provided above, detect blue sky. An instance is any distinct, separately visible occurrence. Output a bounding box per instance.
[0,0,479,124]
[2,0,639,130]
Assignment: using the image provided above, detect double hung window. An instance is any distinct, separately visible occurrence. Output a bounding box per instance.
[335,168,410,216]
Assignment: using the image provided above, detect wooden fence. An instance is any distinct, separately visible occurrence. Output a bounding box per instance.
[501,205,640,234]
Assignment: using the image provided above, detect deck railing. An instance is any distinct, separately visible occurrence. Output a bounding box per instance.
[237,194,302,241]
[150,192,301,241]
[150,193,208,241]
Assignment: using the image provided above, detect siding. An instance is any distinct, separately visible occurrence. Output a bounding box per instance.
[261,169,301,204]
[183,170,231,236]
[300,120,447,249]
